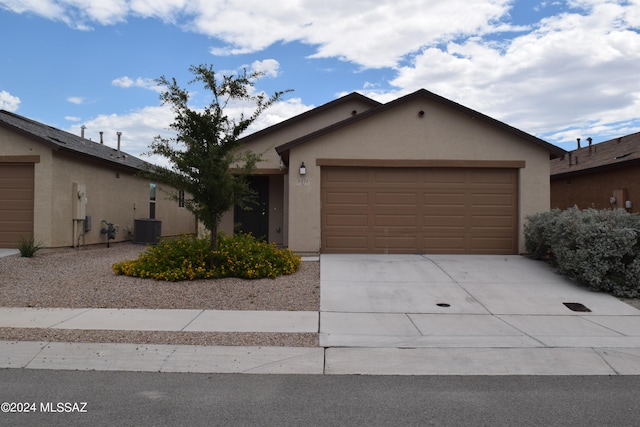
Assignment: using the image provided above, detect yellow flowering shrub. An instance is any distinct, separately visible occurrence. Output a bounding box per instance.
[113,233,301,281]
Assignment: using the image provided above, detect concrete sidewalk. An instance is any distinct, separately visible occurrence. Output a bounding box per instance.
[1,253,640,375]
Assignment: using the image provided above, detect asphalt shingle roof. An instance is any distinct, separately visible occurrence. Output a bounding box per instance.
[0,110,150,171]
[550,131,640,177]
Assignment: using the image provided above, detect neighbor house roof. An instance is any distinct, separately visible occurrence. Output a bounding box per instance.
[550,131,640,178]
[0,110,149,171]
[275,89,566,164]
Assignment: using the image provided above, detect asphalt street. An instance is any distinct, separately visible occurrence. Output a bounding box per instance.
[2,370,640,426]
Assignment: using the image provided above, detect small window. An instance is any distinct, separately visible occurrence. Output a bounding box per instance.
[150,183,156,219]
[178,189,185,208]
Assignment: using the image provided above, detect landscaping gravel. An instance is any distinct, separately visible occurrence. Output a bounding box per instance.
[2,243,639,348]
[0,242,320,347]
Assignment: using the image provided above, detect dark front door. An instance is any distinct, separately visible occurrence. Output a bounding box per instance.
[234,175,269,241]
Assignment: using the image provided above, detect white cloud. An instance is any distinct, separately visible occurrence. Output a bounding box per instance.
[250,59,280,79]
[384,1,640,144]
[0,0,128,29]
[111,76,134,88]
[112,76,163,92]
[0,90,21,111]
[67,96,84,105]
[3,0,515,68]
[66,97,312,165]
[65,115,81,121]
[194,0,518,68]
[5,0,640,148]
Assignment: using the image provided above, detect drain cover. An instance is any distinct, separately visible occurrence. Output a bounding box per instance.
[563,302,591,312]
[436,303,450,308]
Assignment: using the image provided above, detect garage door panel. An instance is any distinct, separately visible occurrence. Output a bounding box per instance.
[471,193,515,207]
[374,214,417,227]
[325,213,369,227]
[325,191,369,206]
[423,169,466,184]
[374,169,418,184]
[324,168,369,183]
[0,164,35,247]
[324,235,370,252]
[423,192,467,206]
[0,188,34,201]
[423,214,466,227]
[471,169,517,184]
[322,167,517,254]
[374,192,416,205]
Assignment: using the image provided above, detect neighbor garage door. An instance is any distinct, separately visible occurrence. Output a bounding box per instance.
[0,164,35,247]
[321,167,518,254]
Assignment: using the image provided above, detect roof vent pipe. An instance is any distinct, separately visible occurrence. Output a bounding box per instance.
[99,131,104,144]
[588,137,592,154]
[116,132,122,158]
[81,125,86,140]
[576,138,581,149]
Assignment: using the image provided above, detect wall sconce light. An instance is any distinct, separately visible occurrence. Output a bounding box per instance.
[610,196,617,204]
[626,200,633,209]
[299,162,306,175]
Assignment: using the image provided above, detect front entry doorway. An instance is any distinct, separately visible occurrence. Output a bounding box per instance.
[234,175,269,241]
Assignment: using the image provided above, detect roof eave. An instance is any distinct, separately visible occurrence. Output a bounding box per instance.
[239,92,382,146]
[551,157,640,179]
[275,89,567,161]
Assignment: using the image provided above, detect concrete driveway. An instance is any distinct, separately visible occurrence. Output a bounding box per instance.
[320,254,640,374]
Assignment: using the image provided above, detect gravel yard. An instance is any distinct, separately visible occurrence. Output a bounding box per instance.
[0,242,320,347]
[1,244,639,348]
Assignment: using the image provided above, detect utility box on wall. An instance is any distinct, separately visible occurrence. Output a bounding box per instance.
[72,182,87,220]
[134,218,162,244]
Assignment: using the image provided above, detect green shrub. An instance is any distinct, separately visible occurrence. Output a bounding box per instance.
[524,207,640,297]
[524,208,561,259]
[113,233,301,281]
[16,236,43,258]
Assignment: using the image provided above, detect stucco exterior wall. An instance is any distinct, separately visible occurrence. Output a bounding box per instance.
[285,97,551,254]
[51,151,196,247]
[239,97,379,169]
[1,127,195,248]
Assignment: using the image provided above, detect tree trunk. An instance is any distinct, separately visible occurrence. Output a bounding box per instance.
[209,221,218,269]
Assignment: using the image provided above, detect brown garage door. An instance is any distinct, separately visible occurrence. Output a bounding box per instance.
[321,167,518,254]
[0,164,35,247]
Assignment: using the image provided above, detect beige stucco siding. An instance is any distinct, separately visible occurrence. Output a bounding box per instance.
[239,98,379,169]
[51,151,195,246]
[285,97,551,254]
[1,126,195,248]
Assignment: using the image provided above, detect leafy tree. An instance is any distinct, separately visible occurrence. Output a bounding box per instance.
[149,64,290,266]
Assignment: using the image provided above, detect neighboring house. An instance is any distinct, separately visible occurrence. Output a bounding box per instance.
[222,89,566,255]
[550,132,640,214]
[0,110,196,248]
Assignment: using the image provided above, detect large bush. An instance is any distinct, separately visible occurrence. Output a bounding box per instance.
[525,207,640,297]
[113,234,301,281]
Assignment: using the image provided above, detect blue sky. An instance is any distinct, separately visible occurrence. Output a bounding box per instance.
[1,0,639,164]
